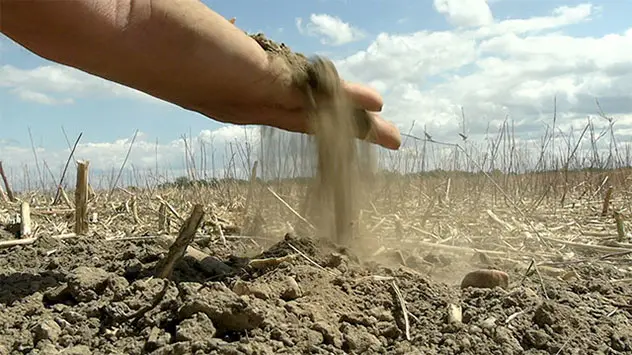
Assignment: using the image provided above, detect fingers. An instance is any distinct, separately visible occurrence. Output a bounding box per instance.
[343,82,400,150]
[254,108,400,151]
[342,81,383,112]
[365,112,401,150]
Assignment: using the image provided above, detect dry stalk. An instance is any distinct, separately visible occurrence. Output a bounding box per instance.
[286,242,335,275]
[130,195,141,225]
[0,233,77,249]
[158,202,169,233]
[266,186,315,231]
[542,236,632,254]
[107,129,139,202]
[156,204,205,279]
[522,259,549,299]
[20,201,32,238]
[0,183,7,203]
[391,280,411,341]
[248,254,297,269]
[74,161,90,235]
[244,160,258,217]
[53,132,82,205]
[156,195,184,222]
[486,209,515,232]
[602,186,613,216]
[0,161,16,202]
[58,186,73,209]
[154,234,233,276]
[214,214,227,246]
[614,210,626,242]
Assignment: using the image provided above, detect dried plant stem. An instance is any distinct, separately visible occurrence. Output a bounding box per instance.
[156,204,205,279]
[0,233,77,249]
[614,211,626,242]
[0,161,16,202]
[53,132,82,205]
[266,186,315,231]
[158,202,169,233]
[392,281,411,341]
[107,129,138,201]
[74,161,90,235]
[20,201,32,238]
[287,242,335,275]
[602,186,613,216]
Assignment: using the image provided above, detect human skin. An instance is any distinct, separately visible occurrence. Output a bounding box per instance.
[0,0,401,150]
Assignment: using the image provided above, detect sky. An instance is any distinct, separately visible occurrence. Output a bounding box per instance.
[2,0,632,187]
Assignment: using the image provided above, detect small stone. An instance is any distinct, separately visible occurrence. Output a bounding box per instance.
[43,285,71,304]
[368,307,394,322]
[280,276,302,301]
[232,280,250,296]
[481,317,497,329]
[494,326,523,350]
[60,345,92,355]
[178,282,264,334]
[340,312,377,327]
[176,313,217,342]
[146,327,172,352]
[469,325,482,334]
[523,329,551,350]
[459,336,472,350]
[446,303,462,324]
[305,329,325,347]
[149,342,192,355]
[327,252,347,268]
[33,318,62,344]
[37,341,60,354]
[67,266,111,302]
[312,321,343,347]
[232,280,270,300]
[342,324,382,353]
[377,322,401,339]
[461,269,509,290]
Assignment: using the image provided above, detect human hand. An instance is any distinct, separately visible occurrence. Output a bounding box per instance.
[201,17,401,151]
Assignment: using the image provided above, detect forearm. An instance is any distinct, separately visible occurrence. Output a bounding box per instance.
[0,0,287,117]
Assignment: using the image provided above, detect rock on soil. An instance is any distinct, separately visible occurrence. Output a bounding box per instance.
[1,234,632,354]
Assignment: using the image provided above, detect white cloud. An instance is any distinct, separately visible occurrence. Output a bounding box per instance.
[471,3,596,37]
[0,64,164,105]
[296,14,365,45]
[334,3,632,145]
[12,88,74,105]
[434,0,494,28]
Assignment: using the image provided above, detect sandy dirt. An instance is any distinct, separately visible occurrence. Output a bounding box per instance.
[1,230,631,354]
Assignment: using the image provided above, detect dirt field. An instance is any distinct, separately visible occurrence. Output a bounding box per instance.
[1,169,632,355]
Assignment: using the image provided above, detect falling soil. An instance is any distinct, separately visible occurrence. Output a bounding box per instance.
[251,33,374,246]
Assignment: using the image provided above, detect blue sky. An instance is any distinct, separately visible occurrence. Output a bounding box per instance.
[2,0,632,182]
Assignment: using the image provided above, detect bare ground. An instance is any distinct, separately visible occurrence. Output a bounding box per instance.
[1,179,632,354]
